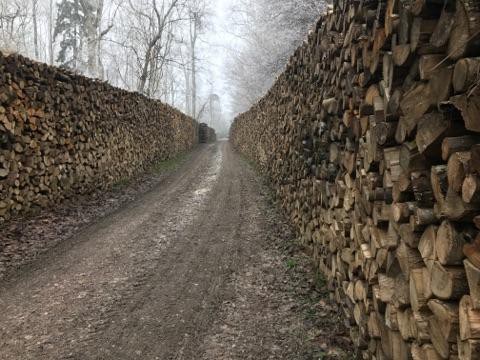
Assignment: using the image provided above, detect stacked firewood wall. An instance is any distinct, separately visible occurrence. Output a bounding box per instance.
[231,0,480,359]
[0,52,199,222]
[199,123,217,143]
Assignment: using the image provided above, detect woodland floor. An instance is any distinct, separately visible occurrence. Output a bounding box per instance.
[0,141,353,360]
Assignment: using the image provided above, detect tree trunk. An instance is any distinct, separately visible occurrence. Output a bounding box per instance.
[138,44,154,95]
[32,0,39,59]
[191,25,197,120]
[191,50,196,119]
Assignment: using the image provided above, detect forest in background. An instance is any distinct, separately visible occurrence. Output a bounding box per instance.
[0,0,325,134]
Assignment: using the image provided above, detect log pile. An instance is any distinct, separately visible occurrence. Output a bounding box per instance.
[0,52,204,222]
[231,0,480,358]
[198,123,217,143]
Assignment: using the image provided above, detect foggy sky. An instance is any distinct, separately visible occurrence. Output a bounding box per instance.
[201,0,240,125]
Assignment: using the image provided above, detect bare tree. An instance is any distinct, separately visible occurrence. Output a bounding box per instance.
[32,0,39,58]
[185,0,207,120]
[79,0,114,77]
[128,0,181,95]
[226,0,325,114]
[179,46,192,115]
[48,0,55,64]
[82,0,101,76]
[0,0,29,53]
[189,9,198,119]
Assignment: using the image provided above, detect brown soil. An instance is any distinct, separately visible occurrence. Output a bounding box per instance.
[0,141,353,359]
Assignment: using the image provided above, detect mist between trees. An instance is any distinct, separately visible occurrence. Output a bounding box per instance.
[0,0,325,136]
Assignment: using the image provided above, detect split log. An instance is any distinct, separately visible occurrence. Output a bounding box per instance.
[464,260,480,309]
[453,57,480,93]
[436,220,471,265]
[410,267,430,311]
[459,295,480,340]
[428,299,459,358]
[457,338,480,360]
[462,174,480,204]
[447,0,480,60]
[442,136,480,161]
[447,151,471,193]
[431,261,469,300]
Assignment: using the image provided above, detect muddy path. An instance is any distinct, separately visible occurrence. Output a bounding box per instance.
[0,141,352,360]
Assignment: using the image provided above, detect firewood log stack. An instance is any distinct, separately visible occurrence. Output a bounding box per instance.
[231,0,480,358]
[0,52,204,222]
[198,123,217,143]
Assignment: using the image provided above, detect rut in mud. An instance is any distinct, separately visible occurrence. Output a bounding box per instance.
[0,142,352,360]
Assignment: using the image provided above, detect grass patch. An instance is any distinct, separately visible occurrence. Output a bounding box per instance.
[112,177,131,190]
[304,306,317,320]
[152,153,188,174]
[286,258,297,270]
[314,350,327,359]
[111,152,189,190]
[314,271,327,289]
[152,152,188,174]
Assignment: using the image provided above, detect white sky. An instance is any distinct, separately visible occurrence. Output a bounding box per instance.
[201,0,240,123]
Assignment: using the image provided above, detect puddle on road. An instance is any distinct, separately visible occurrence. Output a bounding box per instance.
[151,147,223,248]
[194,188,210,196]
[189,149,223,204]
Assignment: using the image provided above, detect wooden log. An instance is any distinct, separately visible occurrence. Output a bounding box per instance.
[431,261,469,300]
[430,5,455,48]
[410,267,430,311]
[397,307,416,341]
[416,112,452,157]
[447,151,471,193]
[399,222,421,248]
[431,165,448,205]
[464,259,480,310]
[458,338,480,360]
[462,174,480,204]
[470,144,480,173]
[393,44,412,67]
[428,66,454,107]
[419,54,445,80]
[412,170,436,207]
[459,295,480,340]
[412,343,443,360]
[379,273,396,303]
[410,207,438,231]
[463,234,480,268]
[412,309,431,344]
[442,188,480,221]
[419,225,438,269]
[391,329,410,360]
[393,202,416,223]
[453,57,480,93]
[375,122,398,146]
[411,18,437,53]
[400,141,428,173]
[449,93,480,133]
[448,0,480,60]
[397,241,424,277]
[394,274,412,308]
[400,82,432,134]
[368,311,382,339]
[428,299,459,358]
[442,136,480,161]
[436,220,471,265]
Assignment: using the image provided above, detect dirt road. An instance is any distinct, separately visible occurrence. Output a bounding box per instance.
[0,142,351,360]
